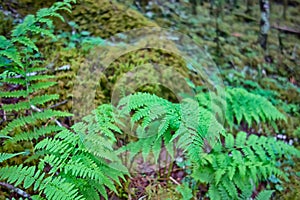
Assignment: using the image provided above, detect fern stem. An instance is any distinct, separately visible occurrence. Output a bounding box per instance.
[166,160,174,182]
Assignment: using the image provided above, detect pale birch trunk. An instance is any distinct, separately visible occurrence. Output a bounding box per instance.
[258,0,270,49]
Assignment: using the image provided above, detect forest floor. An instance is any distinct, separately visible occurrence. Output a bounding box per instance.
[0,0,300,199]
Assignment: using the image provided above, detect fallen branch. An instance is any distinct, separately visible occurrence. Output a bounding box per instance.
[169,176,180,185]
[30,105,63,127]
[0,182,31,199]
[233,12,257,22]
[271,24,300,35]
[49,100,68,109]
[2,65,71,79]
[232,13,300,35]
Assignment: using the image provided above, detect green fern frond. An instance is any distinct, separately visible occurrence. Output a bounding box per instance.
[41,176,83,200]
[0,110,72,135]
[227,88,286,128]
[5,125,63,143]
[33,108,127,199]
[193,131,300,199]
[0,165,83,200]
[196,88,286,129]
[26,75,55,82]
[0,90,28,98]
[0,77,27,85]
[255,190,274,200]
[0,152,25,163]
[93,104,123,141]
[12,36,39,52]
[1,94,59,112]
[208,184,222,200]
[28,81,58,92]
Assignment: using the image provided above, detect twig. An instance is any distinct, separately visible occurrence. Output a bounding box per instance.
[291,44,298,60]
[0,182,32,199]
[0,103,6,123]
[49,100,68,109]
[271,24,300,35]
[30,105,63,127]
[138,195,147,200]
[4,65,71,79]
[169,176,180,185]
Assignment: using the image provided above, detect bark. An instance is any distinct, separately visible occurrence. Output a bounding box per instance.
[283,0,288,19]
[0,182,32,199]
[258,0,270,49]
[190,0,198,15]
[246,0,254,15]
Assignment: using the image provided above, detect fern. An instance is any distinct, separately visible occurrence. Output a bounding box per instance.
[35,110,127,199]
[0,165,83,200]
[115,92,223,163]
[1,110,127,200]
[192,131,300,200]
[176,183,193,200]
[196,87,286,129]
[0,0,77,147]
[0,152,25,163]
[116,92,182,161]
[0,1,98,199]
[255,190,274,200]
[0,0,128,199]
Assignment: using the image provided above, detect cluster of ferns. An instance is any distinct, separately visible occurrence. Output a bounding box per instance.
[0,0,299,199]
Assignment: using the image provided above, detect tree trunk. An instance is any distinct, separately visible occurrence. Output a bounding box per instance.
[190,0,198,15]
[283,0,288,19]
[246,0,254,15]
[258,0,270,49]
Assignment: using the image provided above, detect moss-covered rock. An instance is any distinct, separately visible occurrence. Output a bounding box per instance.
[8,0,193,116]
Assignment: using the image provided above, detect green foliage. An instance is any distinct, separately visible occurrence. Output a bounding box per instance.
[94,90,297,199]
[255,190,274,200]
[176,183,193,200]
[0,109,127,199]
[112,88,296,200]
[116,92,223,163]
[0,165,83,200]
[0,1,126,199]
[0,0,76,144]
[196,87,286,129]
[0,0,75,75]
[192,131,300,200]
[55,21,106,51]
[0,0,299,199]
[36,112,127,199]
[117,92,182,161]
[0,152,26,163]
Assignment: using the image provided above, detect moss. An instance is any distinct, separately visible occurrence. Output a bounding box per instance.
[72,0,157,38]
[13,0,191,115]
[0,11,14,37]
[1,0,157,37]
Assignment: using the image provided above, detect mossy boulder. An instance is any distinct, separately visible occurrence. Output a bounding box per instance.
[7,0,193,114]
[71,0,157,38]
[1,0,157,38]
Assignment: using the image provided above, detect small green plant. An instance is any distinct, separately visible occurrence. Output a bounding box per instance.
[0,1,299,199]
[55,21,105,51]
[0,109,127,200]
[0,1,126,199]
[192,131,299,200]
[196,87,286,129]
[110,91,299,199]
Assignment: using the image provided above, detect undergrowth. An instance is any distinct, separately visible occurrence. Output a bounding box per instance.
[0,1,299,200]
